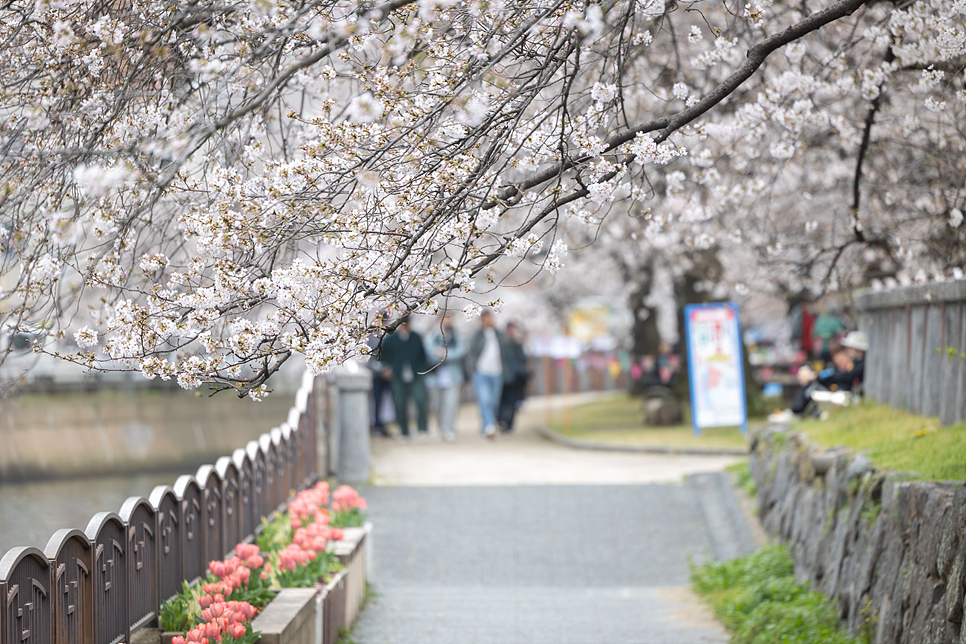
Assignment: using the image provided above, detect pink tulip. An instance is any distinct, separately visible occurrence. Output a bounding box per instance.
[235,543,259,559]
[203,621,221,638]
[209,561,226,578]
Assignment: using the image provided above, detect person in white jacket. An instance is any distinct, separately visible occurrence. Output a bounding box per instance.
[465,310,512,439]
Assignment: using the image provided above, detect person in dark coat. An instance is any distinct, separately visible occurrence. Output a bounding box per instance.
[497,322,529,433]
[366,332,393,437]
[840,330,867,394]
[790,346,863,416]
[380,316,429,438]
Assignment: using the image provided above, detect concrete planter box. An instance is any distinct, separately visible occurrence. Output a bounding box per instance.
[153,526,370,644]
[156,582,342,644]
[328,522,371,627]
[252,588,319,644]
[319,568,349,644]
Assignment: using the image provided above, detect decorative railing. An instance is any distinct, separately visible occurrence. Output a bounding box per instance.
[0,371,321,644]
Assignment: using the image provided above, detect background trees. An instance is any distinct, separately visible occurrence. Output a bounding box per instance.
[1,0,963,394]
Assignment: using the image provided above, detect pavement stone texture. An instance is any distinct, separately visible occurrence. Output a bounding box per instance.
[356,394,755,643]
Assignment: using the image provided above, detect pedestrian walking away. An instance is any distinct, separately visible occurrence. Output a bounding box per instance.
[366,329,394,437]
[381,316,430,438]
[465,309,513,439]
[497,321,529,434]
[425,312,467,442]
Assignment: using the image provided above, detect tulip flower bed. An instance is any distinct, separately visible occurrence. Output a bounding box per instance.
[329,485,368,529]
[160,482,368,644]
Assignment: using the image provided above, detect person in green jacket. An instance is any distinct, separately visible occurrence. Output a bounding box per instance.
[811,306,846,364]
[381,316,429,439]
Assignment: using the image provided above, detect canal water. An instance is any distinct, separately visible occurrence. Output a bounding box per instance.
[0,468,192,557]
[0,385,302,558]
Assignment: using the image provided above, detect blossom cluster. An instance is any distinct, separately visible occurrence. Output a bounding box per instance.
[1,0,964,391]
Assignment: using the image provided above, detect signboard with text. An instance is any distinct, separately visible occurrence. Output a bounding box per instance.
[684,302,748,435]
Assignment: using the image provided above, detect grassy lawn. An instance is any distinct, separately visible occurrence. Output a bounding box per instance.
[796,402,966,482]
[546,392,749,450]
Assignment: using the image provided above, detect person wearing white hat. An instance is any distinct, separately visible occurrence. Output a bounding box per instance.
[841,330,869,361]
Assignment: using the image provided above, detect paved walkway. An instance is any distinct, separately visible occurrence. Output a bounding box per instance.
[370,394,742,486]
[356,394,755,644]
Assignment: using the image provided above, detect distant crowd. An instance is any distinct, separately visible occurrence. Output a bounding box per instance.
[367,309,529,441]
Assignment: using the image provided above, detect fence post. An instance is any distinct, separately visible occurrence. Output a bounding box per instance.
[333,366,372,483]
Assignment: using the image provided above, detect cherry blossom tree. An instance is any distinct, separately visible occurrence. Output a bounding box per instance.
[1,0,964,396]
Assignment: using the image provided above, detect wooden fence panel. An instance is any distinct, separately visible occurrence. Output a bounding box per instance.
[216,458,242,554]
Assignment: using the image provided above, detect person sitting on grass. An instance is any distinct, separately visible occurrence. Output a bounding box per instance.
[790,346,862,417]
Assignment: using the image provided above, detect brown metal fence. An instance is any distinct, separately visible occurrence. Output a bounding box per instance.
[0,371,322,644]
[527,355,628,396]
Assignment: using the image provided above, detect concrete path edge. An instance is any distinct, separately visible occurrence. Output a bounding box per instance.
[536,425,749,456]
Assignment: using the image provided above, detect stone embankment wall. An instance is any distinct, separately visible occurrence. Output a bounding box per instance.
[749,428,966,644]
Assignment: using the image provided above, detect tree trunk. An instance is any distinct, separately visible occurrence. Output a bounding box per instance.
[628,261,661,395]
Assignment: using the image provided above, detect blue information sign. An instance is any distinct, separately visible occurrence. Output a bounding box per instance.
[684,302,748,436]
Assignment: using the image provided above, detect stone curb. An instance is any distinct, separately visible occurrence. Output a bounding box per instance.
[536,425,750,456]
[687,471,758,560]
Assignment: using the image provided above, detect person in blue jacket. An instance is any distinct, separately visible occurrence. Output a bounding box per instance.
[424,312,467,442]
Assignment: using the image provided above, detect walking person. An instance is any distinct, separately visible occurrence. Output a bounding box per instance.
[424,312,467,442]
[497,322,529,434]
[381,316,430,439]
[366,332,393,437]
[465,309,511,439]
